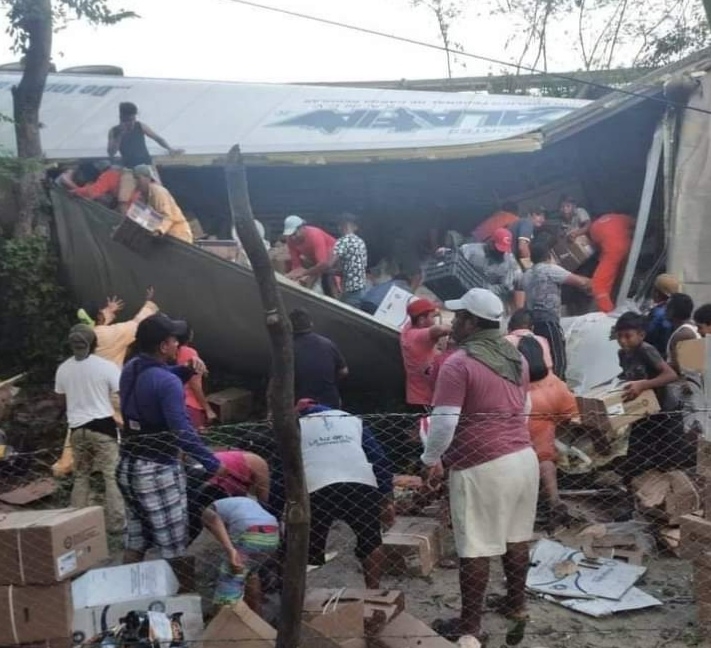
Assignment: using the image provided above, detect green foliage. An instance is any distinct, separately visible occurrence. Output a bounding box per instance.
[0,234,74,378]
[1,0,137,53]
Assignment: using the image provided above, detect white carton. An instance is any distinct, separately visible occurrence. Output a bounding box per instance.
[373,286,416,329]
[72,594,203,645]
[71,560,180,609]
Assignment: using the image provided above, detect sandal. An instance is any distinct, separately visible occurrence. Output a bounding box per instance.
[432,619,488,646]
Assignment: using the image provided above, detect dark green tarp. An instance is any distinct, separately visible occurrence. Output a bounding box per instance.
[51,190,404,400]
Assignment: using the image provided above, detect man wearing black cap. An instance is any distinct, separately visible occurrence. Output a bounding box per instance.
[117,314,223,562]
[55,324,124,533]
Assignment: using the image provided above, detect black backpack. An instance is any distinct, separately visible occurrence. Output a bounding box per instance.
[517,335,550,383]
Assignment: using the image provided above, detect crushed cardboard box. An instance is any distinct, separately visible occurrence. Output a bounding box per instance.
[0,507,107,585]
[72,559,179,609]
[632,469,702,525]
[302,589,365,645]
[200,600,276,648]
[383,517,443,577]
[0,478,57,506]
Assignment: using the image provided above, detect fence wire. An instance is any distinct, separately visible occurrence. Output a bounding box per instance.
[0,409,709,646]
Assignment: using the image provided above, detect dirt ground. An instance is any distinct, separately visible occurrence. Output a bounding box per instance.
[189,521,703,648]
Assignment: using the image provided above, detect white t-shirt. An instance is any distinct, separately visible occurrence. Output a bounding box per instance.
[54,355,120,429]
[213,497,277,538]
[299,410,378,494]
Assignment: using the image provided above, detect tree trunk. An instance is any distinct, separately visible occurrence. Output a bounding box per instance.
[224,146,309,648]
[11,0,53,238]
[704,0,711,34]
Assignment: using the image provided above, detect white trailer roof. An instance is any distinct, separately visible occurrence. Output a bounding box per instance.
[0,72,586,164]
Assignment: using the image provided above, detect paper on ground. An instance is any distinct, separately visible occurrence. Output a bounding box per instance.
[542,587,662,617]
[527,539,646,600]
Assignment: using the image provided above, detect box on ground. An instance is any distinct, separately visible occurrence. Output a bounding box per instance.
[201,600,276,648]
[576,384,660,435]
[72,559,179,609]
[680,514,711,559]
[72,594,203,646]
[371,612,455,648]
[552,235,594,272]
[0,507,107,585]
[0,582,72,644]
[207,387,253,424]
[303,589,365,645]
[382,517,443,577]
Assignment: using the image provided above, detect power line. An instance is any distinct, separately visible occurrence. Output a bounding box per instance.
[224,0,711,116]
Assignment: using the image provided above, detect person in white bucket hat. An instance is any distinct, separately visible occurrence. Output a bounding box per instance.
[422,288,538,648]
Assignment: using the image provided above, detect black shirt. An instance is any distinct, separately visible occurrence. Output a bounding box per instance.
[113,122,152,168]
[293,332,347,409]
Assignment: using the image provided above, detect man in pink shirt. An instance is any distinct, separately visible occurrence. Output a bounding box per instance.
[399,299,451,411]
[422,288,538,648]
[283,215,337,296]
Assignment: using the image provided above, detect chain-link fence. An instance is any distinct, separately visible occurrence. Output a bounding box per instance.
[0,408,709,647]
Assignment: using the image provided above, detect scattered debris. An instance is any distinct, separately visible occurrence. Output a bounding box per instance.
[632,469,702,525]
[0,477,57,505]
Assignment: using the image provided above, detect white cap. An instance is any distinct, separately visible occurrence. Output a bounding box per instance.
[445,288,504,323]
[283,215,305,236]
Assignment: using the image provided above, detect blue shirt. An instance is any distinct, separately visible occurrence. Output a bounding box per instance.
[120,355,219,473]
[646,303,673,359]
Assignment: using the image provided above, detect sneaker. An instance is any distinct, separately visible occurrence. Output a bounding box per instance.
[458,636,482,648]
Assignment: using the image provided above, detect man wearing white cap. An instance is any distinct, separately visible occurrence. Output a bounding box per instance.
[421,288,538,648]
[282,215,337,296]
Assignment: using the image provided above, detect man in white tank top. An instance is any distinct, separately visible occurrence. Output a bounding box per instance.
[297,400,394,589]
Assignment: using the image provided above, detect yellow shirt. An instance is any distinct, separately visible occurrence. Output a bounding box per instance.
[148,184,194,244]
[95,301,159,367]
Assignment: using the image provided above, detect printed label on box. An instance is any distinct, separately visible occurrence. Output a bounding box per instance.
[606,403,625,417]
[57,550,77,577]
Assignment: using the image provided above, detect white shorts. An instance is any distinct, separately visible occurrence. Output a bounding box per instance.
[449,447,539,558]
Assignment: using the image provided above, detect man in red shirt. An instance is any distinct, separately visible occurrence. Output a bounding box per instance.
[72,162,123,206]
[283,215,337,296]
[422,288,538,648]
[400,299,451,411]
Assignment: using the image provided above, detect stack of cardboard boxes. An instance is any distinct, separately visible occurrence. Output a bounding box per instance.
[0,507,108,646]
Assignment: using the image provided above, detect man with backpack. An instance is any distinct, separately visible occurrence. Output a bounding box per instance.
[506,310,578,528]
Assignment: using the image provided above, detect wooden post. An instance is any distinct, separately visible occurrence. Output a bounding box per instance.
[224,146,309,648]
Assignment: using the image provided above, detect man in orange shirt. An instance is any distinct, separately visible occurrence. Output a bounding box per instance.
[400,299,451,411]
[283,215,337,296]
[588,213,634,313]
[72,162,123,207]
[472,202,520,243]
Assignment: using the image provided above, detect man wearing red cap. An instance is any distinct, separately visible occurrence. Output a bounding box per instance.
[459,228,522,308]
[400,299,451,410]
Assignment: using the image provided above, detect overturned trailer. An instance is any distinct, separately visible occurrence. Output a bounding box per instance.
[1,50,710,398]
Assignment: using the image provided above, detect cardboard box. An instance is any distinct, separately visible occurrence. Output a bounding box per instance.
[196,240,239,263]
[677,338,708,374]
[207,387,253,423]
[372,612,455,648]
[680,514,711,559]
[200,600,276,648]
[126,201,163,232]
[552,235,594,272]
[304,589,404,637]
[576,384,660,435]
[72,594,203,646]
[0,507,107,585]
[0,582,72,644]
[382,517,443,577]
[302,589,365,645]
[72,559,179,609]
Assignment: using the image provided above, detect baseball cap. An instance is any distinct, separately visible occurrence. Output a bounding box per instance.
[445,288,504,323]
[133,164,158,181]
[136,314,189,350]
[283,215,306,236]
[406,299,438,319]
[492,228,513,253]
[654,273,680,297]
